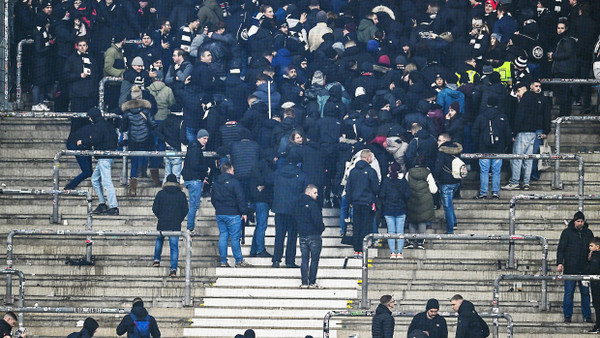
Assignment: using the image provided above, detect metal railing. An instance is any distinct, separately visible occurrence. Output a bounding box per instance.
[52,150,218,219]
[1,189,93,258]
[461,153,583,191]
[0,306,130,330]
[540,78,600,84]
[3,0,10,111]
[98,76,123,112]
[492,274,600,335]
[0,111,120,118]
[323,310,514,338]
[6,229,193,306]
[0,269,25,329]
[553,116,600,186]
[15,39,33,110]
[508,194,600,269]
[360,233,549,309]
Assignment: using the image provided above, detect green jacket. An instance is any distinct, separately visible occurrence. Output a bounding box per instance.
[103,44,126,77]
[148,81,176,121]
[357,19,377,44]
[197,0,223,30]
[406,166,437,223]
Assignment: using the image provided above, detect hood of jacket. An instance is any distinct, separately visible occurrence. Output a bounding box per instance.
[457,299,475,315]
[148,81,166,93]
[121,99,151,112]
[415,100,431,115]
[162,182,182,192]
[567,219,590,231]
[131,301,149,318]
[355,160,370,170]
[439,141,462,155]
[358,18,375,32]
[409,166,430,180]
[204,0,219,11]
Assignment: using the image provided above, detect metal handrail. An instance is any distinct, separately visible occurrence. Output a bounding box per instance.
[6,230,193,306]
[3,0,10,111]
[52,149,218,222]
[0,111,121,118]
[493,274,600,335]
[0,269,25,329]
[0,306,130,330]
[15,39,33,110]
[508,194,600,268]
[360,233,549,310]
[552,116,600,189]
[323,310,514,338]
[460,153,584,191]
[98,76,124,113]
[540,78,600,84]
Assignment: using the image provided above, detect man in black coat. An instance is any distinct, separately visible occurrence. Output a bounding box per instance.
[64,37,98,112]
[296,184,325,288]
[557,211,594,323]
[451,294,489,338]
[405,123,438,170]
[67,317,98,338]
[152,174,188,277]
[433,134,462,234]
[0,312,19,337]
[116,298,161,337]
[345,149,379,257]
[78,108,119,216]
[211,163,252,268]
[408,299,448,338]
[271,150,307,268]
[249,149,277,258]
[181,129,210,232]
[372,295,395,338]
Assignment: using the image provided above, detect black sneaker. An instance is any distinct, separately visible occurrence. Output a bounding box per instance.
[404,242,414,249]
[169,269,176,277]
[92,203,108,214]
[473,194,487,200]
[588,327,599,333]
[256,251,272,257]
[492,193,500,200]
[105,207,119,216]
[272,261,280,268]
[564,317,571,323]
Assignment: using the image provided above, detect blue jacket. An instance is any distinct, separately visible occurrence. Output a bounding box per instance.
[379,177,410,216]
[436,87,465,114]
[346,160,379,206]
[211,172,247,215]
[272,164,307,214]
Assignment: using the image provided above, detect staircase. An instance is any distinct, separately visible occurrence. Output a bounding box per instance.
[0,111,599,337]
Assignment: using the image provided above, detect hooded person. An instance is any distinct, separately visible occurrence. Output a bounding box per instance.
[407,298,448,338]
[557,211,594,323]
[116,298,161,337]
[68,317,99,337]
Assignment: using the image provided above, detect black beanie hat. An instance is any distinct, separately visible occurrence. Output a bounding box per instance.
[574,211,585,221]
[426,298,439,310]
[83,317,99,335]
[166,174,177,183]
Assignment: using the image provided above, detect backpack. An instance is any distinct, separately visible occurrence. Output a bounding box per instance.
[129,313,151,338]
[483,115,504,147]
[477,312,490,337]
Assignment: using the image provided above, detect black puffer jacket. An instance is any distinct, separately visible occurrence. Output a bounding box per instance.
[231,139,260,179]
[433,142,462,185]
[81,109,118,159]
[154,113,183,151]
[121,99,153,147]
[181,139,209,181]
[152,182,188,231]
[472,106,512,153]
[455,300,487,338]
[557,219,594,274]
[272,163,307,215]
[372,303,395,338]
[211,172,247,215]
[552,33,577,76]
[295,193,325,237]
[251,155,276,204]
[379,175,411,216]
[346,160,379,206]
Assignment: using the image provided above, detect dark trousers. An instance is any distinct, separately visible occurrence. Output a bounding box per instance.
[592,282,600,327]
[70,97,96,112]
[300,234,322,285]
[353,204,374,252]
[65,142,92,189]
[273,213,297,265]
[554,72,572,117]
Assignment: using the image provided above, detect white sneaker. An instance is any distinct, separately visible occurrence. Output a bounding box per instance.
[31,104,42,111]
[39,103,50,111]
[502,183,520,191]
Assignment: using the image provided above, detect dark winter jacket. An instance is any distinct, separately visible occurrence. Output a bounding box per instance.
[379,176,410,216]
[372,303,395,338]
[251,155,276,204]
[295,193,325,237]
[586,251,600,277]
[231,139,260,178]
[272,163,308,215]
[346,160,379,206]
[433,142,463,185]
[444,114,465,145]
[557,219,594,274]
[80,112,117,158]
[155,114,183,151]
[407,166,437,223]
[120,99,153,147]
[116,301,161,337]
[67,327,95,338]
[455,300,487,338]
[552,33,577,76]
[211,172,247,215]
[405,129,438,170]
[301,141,327,188]
[181,139,208,181]
[512,91,551,135]
[408,311,448,338]
[65,51,98,98]
[478,83,507,114]
[152,182,188,231]
[472,106,512,153]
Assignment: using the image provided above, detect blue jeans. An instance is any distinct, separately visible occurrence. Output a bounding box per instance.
[91,159,118,208]
[563,280,591,320]
[154,235,179,270]
[300,234,322,285]
[250,202,269,255]
[272,213,297,265]
[66,142,92,188]
[216,215,243,264]
[384,215,406,254]
[163,156,183,185]
[339,195,350,235]
[186,127,199,145]
[509,132,536,185]
[130,156,148,178]
[479,159,502,195]
[440,183,459,233]
[185,180,203,231]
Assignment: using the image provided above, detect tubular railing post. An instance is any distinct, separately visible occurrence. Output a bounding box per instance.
[5,231,15,305]
[323,311,333,338]
[3,0,9,111]
[508,198,516,269]
[0,270,26,328]
[183,231,192,306]
[52,151,64,223]
[553,118,562,189]
[121,145,128,186]
[578,155,584,211]
[85,192,93,263]
[360,233,373,309]
[15,39,33,110]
